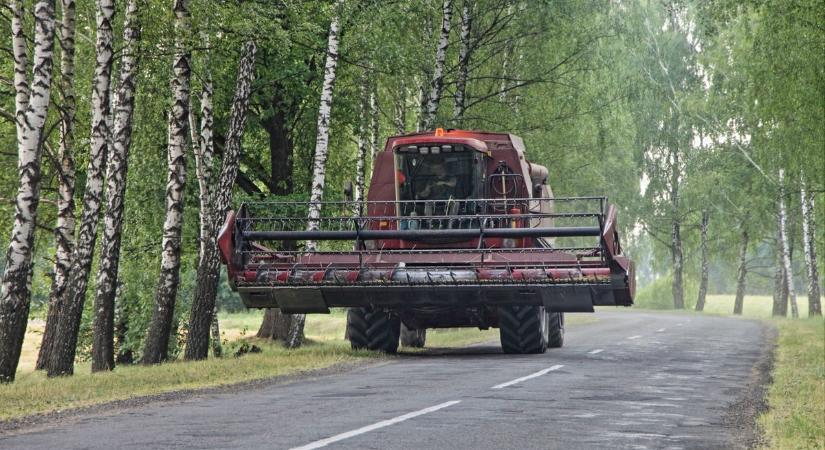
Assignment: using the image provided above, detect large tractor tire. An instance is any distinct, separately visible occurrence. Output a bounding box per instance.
[547,312,564,348]
[498,305,549,354]
[347,307,401,353]
[400,323,426,348]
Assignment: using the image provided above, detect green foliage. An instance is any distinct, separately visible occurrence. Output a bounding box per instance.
[635,272,699,310]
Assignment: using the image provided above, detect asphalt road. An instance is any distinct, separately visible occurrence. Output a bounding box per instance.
[1,311,770,450]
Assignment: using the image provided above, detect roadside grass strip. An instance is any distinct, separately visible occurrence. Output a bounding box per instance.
[759,318,824,450]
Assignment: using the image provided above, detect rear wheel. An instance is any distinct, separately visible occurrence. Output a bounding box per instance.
[400,323,426,348]
[347,307,401,353]
[498,305,548,354]
[547,312,564,348]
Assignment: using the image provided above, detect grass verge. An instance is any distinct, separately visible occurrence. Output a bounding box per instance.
[759,318,825,449]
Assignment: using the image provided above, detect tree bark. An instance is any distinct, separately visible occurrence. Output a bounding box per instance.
[733,221,749,315]
[800,175,822,316]
[186,40,256,361]
[420,0,452,131]
[695,210,709,312]
[355,73,370,203]
[46,0,115,377]
[37,0,77,371]
[143,0,191,364]
[772,219,788,317]
[0,0,57,382]
[91,0,140,373]
[777,168,799,318]
[257,106,297,340]
[453,1,471,122]
[669,148,684,309]
[394,79,407,134]
[294,0,344,349]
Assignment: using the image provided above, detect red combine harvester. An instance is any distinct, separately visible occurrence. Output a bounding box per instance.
[218,129,634,354]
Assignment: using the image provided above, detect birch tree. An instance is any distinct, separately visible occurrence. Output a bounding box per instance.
[777,169,799,318]
[354,73,369,202]
[143,0,192,364]
[291,0,343,349]
[91,0,141,372]
[420,0,452,130]
[0,0,58,382]
[36,0,77,371]
[186,40,256,361]
[453,1,471,122]
[47,0,116,377]
[732,219,749,315]
[800,176,821,316]
[695,210,709,312]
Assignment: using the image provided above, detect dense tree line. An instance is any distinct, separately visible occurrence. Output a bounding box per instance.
[0,0,821,381]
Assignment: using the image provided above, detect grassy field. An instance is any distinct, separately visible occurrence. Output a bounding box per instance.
[4,308,598,421]
[759,318,825,449]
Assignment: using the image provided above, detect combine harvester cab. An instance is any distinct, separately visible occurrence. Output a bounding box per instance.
[218,129,634,354]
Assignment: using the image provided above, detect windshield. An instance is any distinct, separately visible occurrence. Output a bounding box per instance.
[395,145,484,217]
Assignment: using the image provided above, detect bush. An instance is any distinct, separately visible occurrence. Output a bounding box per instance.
[634,273,698,309]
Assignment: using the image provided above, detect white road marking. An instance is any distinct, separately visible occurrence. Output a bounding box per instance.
[656,328,666,332]
[628,335,643,340]
[676,323,684,326]
[491,364,564,389]
[588,349,605,354]
[290,400,461,450]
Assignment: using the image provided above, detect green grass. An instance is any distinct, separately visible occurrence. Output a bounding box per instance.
[1,339,372,421]
[759,318,825,450]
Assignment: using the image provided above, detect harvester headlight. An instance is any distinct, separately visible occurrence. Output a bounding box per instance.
[442,145,452,152]
[420,146,429,155]
[503,238,517,248]
[430,146,440,154]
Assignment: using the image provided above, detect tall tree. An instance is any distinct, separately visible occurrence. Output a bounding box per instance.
[453,1,472,122]
[800,176,821,317]
[143,0,192,364]
[47,0,116,377]
[91,0,141,372]
[186,40,256,361]
[777,169,799,318]
[732,218,749,315]
[36,0,77,371]
[695,210,709,312]
[0,0,58,382]
[291,0,344,349]
[420,0,452,130]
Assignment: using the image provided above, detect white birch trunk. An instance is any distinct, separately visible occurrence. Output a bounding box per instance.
[293,1,344,349]
[47,0,115,377]
[91,0,140,372]
[354,74,369,203]
[37,0,77,371]
[185,40,256,361]
[143,0,191,364]
[453,2,471,122]
[421,0,452,131]
[394,79,407,134]
[778,168,799,318]
[369,86,379,166]
[306,1,342,240]
[800,174,822,316]
[695,210,709,312]
[0,0,57,382]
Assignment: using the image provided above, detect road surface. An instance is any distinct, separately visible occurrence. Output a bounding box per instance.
[0,311,770,449]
